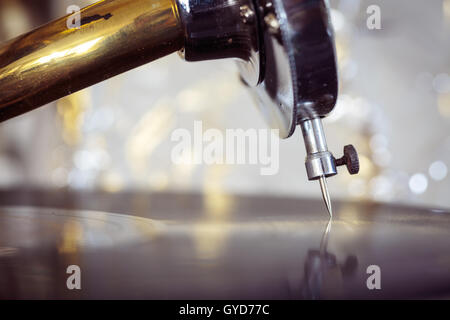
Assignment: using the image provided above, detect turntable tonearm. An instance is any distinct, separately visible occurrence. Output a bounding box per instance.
[0,0,361,214]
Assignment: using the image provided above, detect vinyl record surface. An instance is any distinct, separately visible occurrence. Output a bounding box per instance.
[0,190,449,299]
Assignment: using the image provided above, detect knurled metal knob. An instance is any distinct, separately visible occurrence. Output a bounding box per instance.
[335,145,359,175]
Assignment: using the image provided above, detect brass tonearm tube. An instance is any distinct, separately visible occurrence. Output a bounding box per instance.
[0,0,183,121]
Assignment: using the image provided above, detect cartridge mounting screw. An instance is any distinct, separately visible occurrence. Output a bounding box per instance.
[335,145,359,175]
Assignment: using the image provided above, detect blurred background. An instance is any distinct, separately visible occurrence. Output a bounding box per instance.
[0,0,449,208]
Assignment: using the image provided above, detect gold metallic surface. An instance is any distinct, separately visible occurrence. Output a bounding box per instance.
[0,0,183,122]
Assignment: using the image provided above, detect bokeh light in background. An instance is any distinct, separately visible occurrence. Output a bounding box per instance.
[0,0,449,208]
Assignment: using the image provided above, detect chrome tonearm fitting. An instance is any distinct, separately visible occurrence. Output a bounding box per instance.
[234,0,361,216]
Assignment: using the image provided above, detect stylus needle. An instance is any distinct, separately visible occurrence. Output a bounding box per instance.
[319,175,332,218]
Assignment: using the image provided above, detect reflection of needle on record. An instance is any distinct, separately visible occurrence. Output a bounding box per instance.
[300,218,337,299]
[301,218,359,299]
[319,217,332,254]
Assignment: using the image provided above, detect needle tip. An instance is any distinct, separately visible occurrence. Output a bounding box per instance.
[319,176,333,218]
